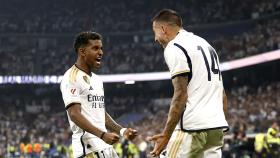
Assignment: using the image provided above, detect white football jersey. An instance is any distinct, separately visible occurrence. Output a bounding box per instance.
[164,29,228,131]
[60,65,111,157]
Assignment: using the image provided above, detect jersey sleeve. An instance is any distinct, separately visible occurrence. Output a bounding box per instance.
[60,78,82,109]
[164,44,190,79]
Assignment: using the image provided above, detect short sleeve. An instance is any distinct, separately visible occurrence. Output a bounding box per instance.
[164,44,190,79]
[60,79,81,109]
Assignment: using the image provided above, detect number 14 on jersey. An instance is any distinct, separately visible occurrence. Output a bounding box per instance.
[197,46,221,81]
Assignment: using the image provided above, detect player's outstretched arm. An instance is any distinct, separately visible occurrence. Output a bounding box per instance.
[67,103,119,145]
[149,76,188,157]
[105,112,138,140]
[105,112,122,133]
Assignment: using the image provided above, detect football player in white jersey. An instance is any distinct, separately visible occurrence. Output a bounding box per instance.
[149,9,229,158]
[60,32,138,158]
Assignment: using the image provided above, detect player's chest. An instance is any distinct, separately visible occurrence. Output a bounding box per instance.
[79,76,104,96]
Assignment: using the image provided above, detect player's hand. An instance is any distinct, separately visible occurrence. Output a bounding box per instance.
[148,133,170,157]
[123,128,138,140]
[101,132,120,145]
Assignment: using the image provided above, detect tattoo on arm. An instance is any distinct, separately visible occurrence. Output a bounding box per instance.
[105,112,123,133]
[163,76,188,138]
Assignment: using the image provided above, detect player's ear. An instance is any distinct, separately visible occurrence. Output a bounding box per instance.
[78,47,86,57]
[161,25,168,35]
[161,25,165,33]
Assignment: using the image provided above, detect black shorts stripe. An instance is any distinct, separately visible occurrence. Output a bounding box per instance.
[180,126,229,133]
[101,150,106,158]
[80,131,86,157]
[95,152,101,158]
[180,109,185,131]
[173,43,192,81]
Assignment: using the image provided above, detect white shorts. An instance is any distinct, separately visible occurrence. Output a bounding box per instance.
[84,147,119,158]
[160,129,224,158]
[72,136,114,158]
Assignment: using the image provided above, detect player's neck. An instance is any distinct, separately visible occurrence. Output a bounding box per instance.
[169,27,181,40]
[75,60,91,76]
[166,27,181,45]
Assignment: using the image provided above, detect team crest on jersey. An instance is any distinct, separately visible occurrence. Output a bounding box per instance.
[83,76,90,84]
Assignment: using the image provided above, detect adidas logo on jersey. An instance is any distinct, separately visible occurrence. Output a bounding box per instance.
[89,86,93,90]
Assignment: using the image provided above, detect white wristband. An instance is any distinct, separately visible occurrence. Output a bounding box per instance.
[120,128,127,137]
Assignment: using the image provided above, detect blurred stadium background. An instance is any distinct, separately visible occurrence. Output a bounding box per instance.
[0,0,280,157]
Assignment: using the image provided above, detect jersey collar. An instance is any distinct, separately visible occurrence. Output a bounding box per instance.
[74,64,92,77]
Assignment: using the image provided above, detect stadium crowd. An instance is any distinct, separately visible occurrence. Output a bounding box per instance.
[0,0,279,33]
[213,18,280,61]
[1,17,279,75]
[0,0,280,75]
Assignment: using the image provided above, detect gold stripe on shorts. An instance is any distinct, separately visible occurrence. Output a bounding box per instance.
[85,152,96,158]
[168,131,184,158]
[172,132,185,158]
[168,131,181,157]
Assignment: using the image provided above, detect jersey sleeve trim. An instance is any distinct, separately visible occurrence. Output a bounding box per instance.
[171,71,189,79]
[173,43,193,81]
[65,102,81,110]
[171,70,190,77]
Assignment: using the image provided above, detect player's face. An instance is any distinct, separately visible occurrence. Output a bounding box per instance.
[83,39,103,69]
[152,21,168,48]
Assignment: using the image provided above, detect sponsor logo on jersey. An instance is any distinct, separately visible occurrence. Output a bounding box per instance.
[89,86,93,91]
[87,94,104,102]
[87,94,105,108]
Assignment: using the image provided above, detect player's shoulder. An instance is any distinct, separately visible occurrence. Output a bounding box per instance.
[185,32,210,48]
[177,31,211,52]
[166,30,193,50]
[61,65,83,85]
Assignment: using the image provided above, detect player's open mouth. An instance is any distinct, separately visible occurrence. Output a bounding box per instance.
[96,57,102,64]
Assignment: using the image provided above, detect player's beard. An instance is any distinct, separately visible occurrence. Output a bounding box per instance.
[158,39,168,49]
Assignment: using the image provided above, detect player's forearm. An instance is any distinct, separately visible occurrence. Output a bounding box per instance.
[163,76,188,138]
[163,92,186,138]
[70,112,104,138]
[105,112,123,133]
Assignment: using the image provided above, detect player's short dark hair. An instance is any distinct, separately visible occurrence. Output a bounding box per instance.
[152,9,182,27]
[73,31,102,53]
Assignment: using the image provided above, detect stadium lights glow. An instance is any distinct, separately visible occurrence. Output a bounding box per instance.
[124,80,135,84]
[0,49,279,84]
